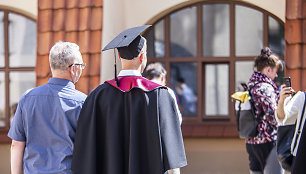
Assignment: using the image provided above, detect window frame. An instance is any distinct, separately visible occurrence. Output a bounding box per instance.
[0,9,36,142]
[146,1,284,137]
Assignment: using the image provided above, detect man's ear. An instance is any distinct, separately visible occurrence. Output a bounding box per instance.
[161,75,166,85]
[139,52,144,63]
[69,66,75,75]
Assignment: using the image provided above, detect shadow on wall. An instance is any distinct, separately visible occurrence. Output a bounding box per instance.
[181,138,249,174]
[0,144,10,174]
[0,138,290,174]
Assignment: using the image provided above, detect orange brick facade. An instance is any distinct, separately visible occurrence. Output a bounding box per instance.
[285,0,306,91]
[36,0,103,94]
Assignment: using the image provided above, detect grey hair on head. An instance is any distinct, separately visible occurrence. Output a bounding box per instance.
[49,41,82,72]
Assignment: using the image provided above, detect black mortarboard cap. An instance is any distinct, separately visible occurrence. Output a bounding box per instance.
[102,25,151,60]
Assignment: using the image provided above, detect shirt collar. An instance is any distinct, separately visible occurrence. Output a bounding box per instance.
[118,70,142,77]
[48,78,75,89]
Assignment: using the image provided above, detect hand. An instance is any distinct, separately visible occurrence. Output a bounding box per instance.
[279,85,294,102]
[277,85,294,120]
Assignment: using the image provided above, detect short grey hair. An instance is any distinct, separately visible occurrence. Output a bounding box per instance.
[49,41,82,71]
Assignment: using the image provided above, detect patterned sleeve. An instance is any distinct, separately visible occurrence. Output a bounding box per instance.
[252,83,278,126]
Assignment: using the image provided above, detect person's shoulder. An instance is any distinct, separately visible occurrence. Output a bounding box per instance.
[295,91,305,97]
[259,82,274,91]
[248,82,275,99]
[167,87,175,93]
[86,82,111,98]
[157,87,174,100]
[21,85,46,98]
[166,87,176,97]
[259,83,276,96]
[25,82,57,96]
[15,85,50,106]
[252,82,273,92]
[291,91,305,102]
[73,89,87,101]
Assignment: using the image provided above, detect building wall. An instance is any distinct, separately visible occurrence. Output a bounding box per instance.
[0,0,36,19]
[0,144,10,174]
[0,0,296,173]
[182,138,249,173]
[0,138,293,174]
[101,0,285,82]
[36,0,103,93]
[99,1,288,173]
[0,0,36,173]
[0,139,248,174]
[285,0,306,91]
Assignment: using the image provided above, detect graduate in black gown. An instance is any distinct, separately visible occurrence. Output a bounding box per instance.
[71,25,187,174]
[292,127,306,174]
[276,87,306,174]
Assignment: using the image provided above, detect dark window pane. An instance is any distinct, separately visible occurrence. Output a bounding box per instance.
[235,61,254,91]
[235,5,263,56]
[170,6,197,57]
[145,27,154,58]
[9,72,36,118]
[269,16,284,56]
[171,62,197,116]
[0,12,4,67]
[9,13,36,67]
[145,20,165,58]
[203,4,230,57]
[154,20,165,58]
[0,72,5,127]
[205,64,229,116]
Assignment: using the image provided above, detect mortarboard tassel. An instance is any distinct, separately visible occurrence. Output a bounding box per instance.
[114,49,119,87]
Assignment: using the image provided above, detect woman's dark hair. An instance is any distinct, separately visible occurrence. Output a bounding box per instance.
[254,47,283,72]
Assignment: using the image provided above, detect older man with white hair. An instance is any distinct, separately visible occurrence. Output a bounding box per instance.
[8,41,87,174]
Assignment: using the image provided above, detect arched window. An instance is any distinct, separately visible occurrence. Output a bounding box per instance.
[0,10,36,135]
[144,2,284,136]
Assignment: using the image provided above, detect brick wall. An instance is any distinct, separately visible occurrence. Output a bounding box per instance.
[36,0,103,94]
[285,0,306,90]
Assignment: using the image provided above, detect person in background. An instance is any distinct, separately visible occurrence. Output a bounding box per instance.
[276,85,306,173]
[8,41,87,174]
[143,62,182,125]
[246,47,284,174]
[175,77,197,116]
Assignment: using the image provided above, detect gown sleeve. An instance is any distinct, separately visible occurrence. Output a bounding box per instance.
[71,87,99,174]
[158,89,187,172]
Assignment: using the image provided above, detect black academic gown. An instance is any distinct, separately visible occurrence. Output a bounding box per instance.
[291,122,306,174]
[71,76,187,174]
